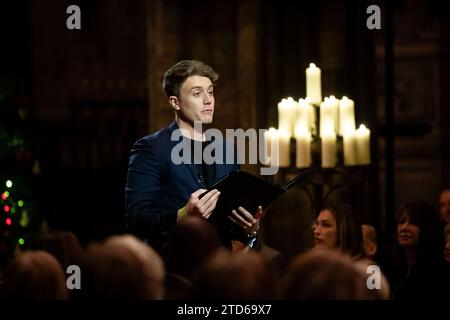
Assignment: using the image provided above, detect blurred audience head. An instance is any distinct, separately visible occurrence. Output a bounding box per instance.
[191,248,274,300]
[313,203,363,258]
[362,224,378,261]
[25,229,83,270]
[82,234,164,299]
[444,222,450,263]
[354,258,390,300]
[1,250,68,300]
[439,188,450,223]
[166,216,221,280]
[279,248,377,300]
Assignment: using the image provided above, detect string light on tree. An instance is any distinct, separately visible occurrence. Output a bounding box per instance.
[20,210,29,227]
[1,69,46,261]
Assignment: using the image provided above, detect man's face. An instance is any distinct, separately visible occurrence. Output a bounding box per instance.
[174,75,215,125]
[439,190,450,223]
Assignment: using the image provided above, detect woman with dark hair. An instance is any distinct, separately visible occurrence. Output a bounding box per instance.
[312,203,363,258]
[392,201,446,299]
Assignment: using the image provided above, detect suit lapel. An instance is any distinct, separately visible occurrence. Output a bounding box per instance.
[168,121,204,188]
[213,137,230,183]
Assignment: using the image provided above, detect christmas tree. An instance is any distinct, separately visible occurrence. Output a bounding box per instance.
[0,75,46,266]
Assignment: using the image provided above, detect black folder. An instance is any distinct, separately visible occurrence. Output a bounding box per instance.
[204,169,311,243]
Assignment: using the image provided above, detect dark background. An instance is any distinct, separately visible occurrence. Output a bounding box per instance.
[1,0,449,256]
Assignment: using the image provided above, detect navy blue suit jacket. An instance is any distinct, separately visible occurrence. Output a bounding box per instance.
[125,121,239,249]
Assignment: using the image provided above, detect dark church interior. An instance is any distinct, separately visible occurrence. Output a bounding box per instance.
[0,0,449,304]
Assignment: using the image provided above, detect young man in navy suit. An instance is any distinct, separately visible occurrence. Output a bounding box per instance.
[125,60,262,252]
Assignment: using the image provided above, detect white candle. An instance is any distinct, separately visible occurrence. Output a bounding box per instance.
[320,98,335,138]
[307,100,317,135]
[263,128,291,168]
[321,124,336,168]
[306,63,322,105]
[295,124,311,168]
[355,124,371,165]
[328,95,339,135]
[343,129,357,166]
[295,98,310,135]
[278,99,289,135]
[278,128,291,168]
[278,97,298,137]
[263,127,277,167]
[339,96,356,136]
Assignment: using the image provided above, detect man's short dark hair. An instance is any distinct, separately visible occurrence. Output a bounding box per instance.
[162,60,219,98]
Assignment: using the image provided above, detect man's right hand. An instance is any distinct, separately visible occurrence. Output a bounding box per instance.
[185,189,220,219]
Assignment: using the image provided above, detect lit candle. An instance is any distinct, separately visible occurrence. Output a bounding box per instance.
[343,129,357,166]
[263,128,291,168]
[306,63,322,105]
[263,127,277,167]
[278,97,298,137]
[278,99,289,135]
[306,98,317,135]
[355,124,371,165]
[339,96,356,136]
[320,98,335,138]
[295,98,310,135]
[321,124,336,168]
[295,124,311,168]
[328,95,339,135]
[278,128,291,168]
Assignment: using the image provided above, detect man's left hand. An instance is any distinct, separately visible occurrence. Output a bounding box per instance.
[228,205,263,236]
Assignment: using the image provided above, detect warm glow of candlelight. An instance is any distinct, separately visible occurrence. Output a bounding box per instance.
[306,63,322,105]
[355,124,371,165]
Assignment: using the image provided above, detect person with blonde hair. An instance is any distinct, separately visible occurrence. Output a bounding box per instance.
[279,249,378,300]
[81,235,165,299]
[190,248,274,300]
[1,250,69,300]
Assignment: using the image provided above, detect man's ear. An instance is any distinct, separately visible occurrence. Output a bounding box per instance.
[169,96,180,110]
